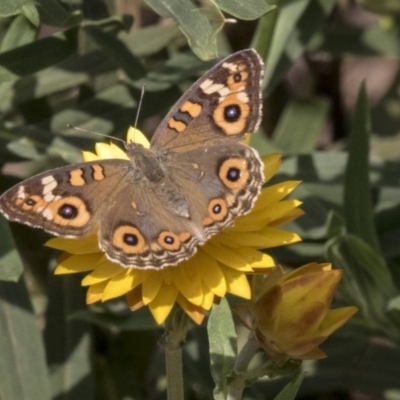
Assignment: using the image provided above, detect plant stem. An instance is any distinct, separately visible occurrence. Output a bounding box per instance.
[227,337,260,400]
[162,306,190,400]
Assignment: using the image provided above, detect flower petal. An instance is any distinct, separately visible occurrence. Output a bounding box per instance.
[126,286,144,311]
[220,228,301,248]
[54,253,103,274]
[202,243,253,271]
[317,306,358,337]
[142,270,163,305]
[82,151,99,161]
[172,262,204,306]
[148,284,178,324]
[81,259,124,286]
[127,127,150,148]
[46,234,99,254]
[253,181,300,212]
[176,295,207,324]
[232,200,302,232]
[102,269,144,301]
[233,247,275,268]
[194,250,227,297]
[262,154,282,182]
[86,281,108,304]
[223,268,251,299]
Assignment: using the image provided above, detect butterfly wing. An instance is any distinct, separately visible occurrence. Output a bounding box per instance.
[150,49,264,152]
[0,160,132,238]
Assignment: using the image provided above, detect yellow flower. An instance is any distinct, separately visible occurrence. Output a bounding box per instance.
[234,263,358,366]
[47,128,303,325]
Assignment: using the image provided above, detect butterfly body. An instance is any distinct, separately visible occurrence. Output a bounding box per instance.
[0,49,265,270]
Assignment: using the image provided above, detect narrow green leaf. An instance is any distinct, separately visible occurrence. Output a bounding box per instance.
[0,219,24,281]
[265,0,335,92]
[36,0,83,27]
[274,372,304,400]
[44,275,93,399]
[251,8,279,62]
[344,82,381,252]
[0,279,51,400]
[0,28,78,82]
[264,0,309,88]
[70,307,159,331]
[208,298,236,399]
[326,234,396,330]
[0,0,39,26]
[0,14,37,52]
[272,98,329,153]
[387,296,400,332]
[122,23,181,57]
[214,0,274,20]
[143,0,222,59]
[83,25,146,81]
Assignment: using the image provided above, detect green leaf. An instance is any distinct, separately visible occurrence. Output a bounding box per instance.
[0,0,39,26]
[265,0,335,92]
[36,0,83,27]
[0,14,37,52]
[0,28,78,82]
[121,23,181,57]
[83,25,146,81]
[70,306,159,331]
[44,275,93,399]
[0,219,24,281]
[208,298,236,400]
[326,234,396,332]
[214,0,274,20]
[387,296,400,331]
[272,98,329,153]
[143,0,223,59]
[344,83,381,252]
[274,372,304,400]
[0,279,51,400]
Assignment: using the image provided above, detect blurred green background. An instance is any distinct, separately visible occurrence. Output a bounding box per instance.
[1,0,400,399]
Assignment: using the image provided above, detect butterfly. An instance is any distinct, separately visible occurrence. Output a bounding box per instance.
[0,49,265,270]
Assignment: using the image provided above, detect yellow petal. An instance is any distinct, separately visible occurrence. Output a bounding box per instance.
[126,286,144,311]
[86,281,108,304]
[317,306,358,337]
[233,247,275,268]
[253,181,300,212]
[46,234,99,254]
[233,200,302,232]
[141,270,163,305]
[262,154,282,182]
[54,253,103,274]
[95,142,115,159]
[82,151,99,161]
[81,259,124,286]
[199,284,215,310]
[148,284,178,324]
[220,228,301,248]
[127,127,150,148]
[268,208,305,227]
[109,142,130,159]
[176,295,207,325]
[223,268,251,299]
[102,269,144,301]
[202,243,253,271]
[193,250,227,297]
[172,262,204,306]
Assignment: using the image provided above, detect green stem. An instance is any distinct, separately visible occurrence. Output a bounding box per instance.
[162,306,190,400]
[227,337,260,400]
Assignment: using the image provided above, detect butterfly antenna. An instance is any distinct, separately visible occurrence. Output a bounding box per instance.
[134,84,146,129]
[66,124,126,144]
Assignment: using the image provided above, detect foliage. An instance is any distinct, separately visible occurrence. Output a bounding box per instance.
[1,0,400,399]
